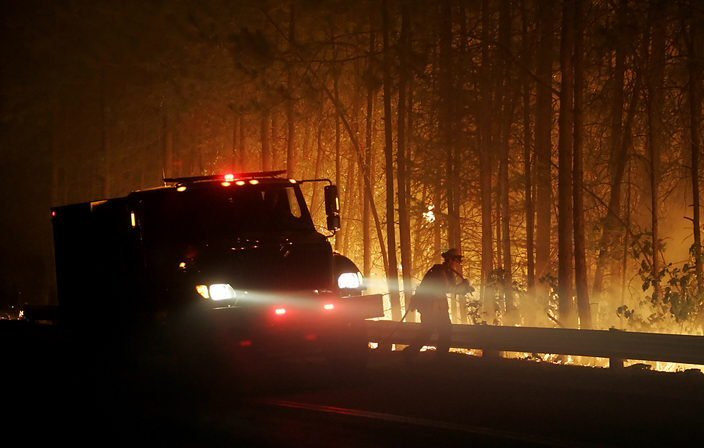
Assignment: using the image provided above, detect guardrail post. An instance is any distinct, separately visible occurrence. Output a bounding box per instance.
[482,349,500,359]
[609,357,624,369]
[377,342,393,352]
[608,328,624,368]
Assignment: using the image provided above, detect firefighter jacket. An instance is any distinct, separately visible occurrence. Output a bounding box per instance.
[410,263,466,315]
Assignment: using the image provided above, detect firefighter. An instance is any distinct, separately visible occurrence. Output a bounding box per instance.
[403,248,472,358]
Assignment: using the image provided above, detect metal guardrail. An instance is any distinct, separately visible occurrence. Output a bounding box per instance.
[366,320,704,367]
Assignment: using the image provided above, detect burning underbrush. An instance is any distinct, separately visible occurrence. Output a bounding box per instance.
[458,350,704,373]
[379,346,704,374]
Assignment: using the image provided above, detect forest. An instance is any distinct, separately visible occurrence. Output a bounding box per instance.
[1,0,703,335]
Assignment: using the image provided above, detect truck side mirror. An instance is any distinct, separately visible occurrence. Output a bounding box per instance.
[324,185,340,232]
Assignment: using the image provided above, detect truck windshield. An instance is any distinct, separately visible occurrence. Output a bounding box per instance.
[145,184,314,241]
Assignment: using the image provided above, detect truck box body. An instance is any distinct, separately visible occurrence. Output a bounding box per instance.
[52,198,139,322]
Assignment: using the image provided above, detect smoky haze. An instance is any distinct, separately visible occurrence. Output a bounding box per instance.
[1,0,703,335]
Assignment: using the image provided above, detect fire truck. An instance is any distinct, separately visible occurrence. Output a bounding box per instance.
[45,170,382,381]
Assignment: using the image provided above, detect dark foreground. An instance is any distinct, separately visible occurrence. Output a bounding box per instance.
[5,331,703,447]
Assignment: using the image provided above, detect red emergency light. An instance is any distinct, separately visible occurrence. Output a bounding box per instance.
[163,170,287,185]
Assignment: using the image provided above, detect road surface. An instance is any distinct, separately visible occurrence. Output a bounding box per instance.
[11,350,696,447]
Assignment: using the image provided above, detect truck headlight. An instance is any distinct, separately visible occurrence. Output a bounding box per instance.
[195,283,237,301]
[337,272,363,289]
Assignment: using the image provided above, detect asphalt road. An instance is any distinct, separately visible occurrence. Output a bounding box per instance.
[111,351,704,447]
[7,342,704,447]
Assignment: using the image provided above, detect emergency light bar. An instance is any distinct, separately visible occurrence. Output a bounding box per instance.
[163,170,287,185]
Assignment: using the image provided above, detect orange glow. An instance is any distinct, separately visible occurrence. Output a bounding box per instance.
[235,180,245,186]
[224,173,235,182]
[221,181,231,187]
[289,179,297,184]
[249,179,259,185]
[274,307,287,315]
[323,303,335,311]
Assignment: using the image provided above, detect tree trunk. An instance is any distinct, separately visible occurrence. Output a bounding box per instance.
[163,104,174,179]
[617,74,640,306]
[647,0,666,300]
[521,0,535,295]
[572,0,591,329]
[238,114,246,170]
[286,0,296,178]
[407,59,418,323]
[342,155,357,255]
[271,111,279,170]
[397,1,414,317]
[535,0,554,295]
[261,109,271,171]
[558,0,576,327]
[688,3,703,294]
[499,0,514,321]
[433,185,442,261]
[342,81,362,254]
[51,93,62,205]
[101,68,111,197]
[592,0,627,297]
[334,68,342,252]
[363,25,376,278]
[382,0,401,320]
[495,189,502,270]
[232,111,239,169]
[480,0,495,320]
[620,161,632,324]
[457,0,468,324]
[310,113,324,222]
[441,0,460,253]
[301,118,311,175]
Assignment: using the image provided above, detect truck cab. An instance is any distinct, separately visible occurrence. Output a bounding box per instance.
[135,175,335,310]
